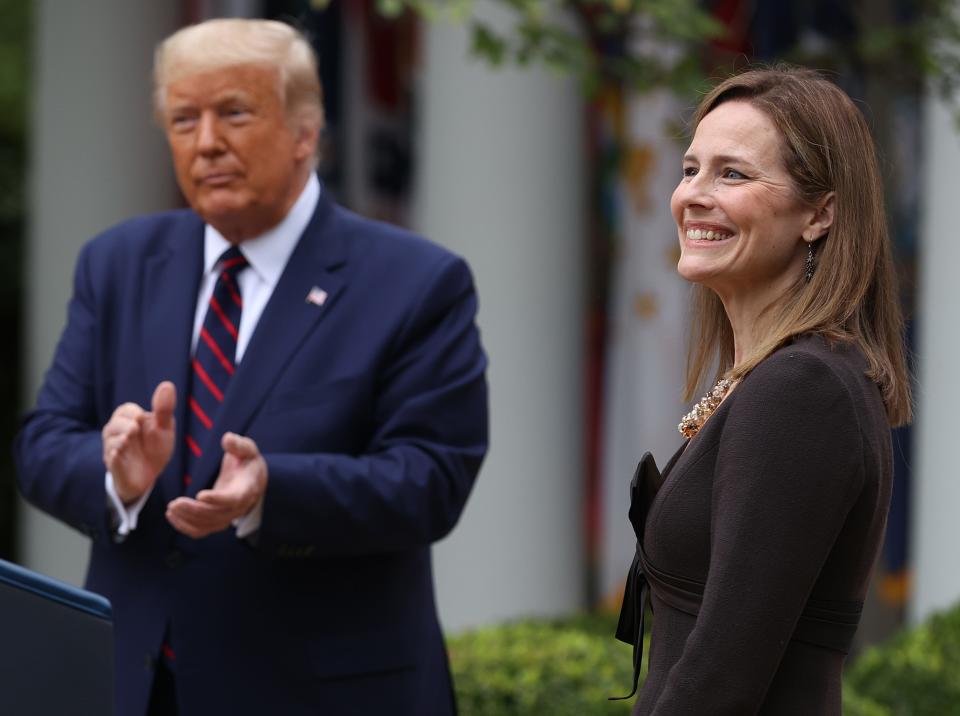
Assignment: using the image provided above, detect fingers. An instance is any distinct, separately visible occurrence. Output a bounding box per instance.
[215,435,268,504]
[102,410,142,465]
[199,461,263,514]
[103,404,145,437]
[166,498,219,538]
[196,485,247,506]
[151,381,177,430]
[103,385,174,443]
[221,432,260,460]
[165,432,266,538]
[166,496,238,539]
[103,413,140,441]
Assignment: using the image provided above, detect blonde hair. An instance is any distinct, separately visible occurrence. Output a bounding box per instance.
[153,18,323,132]
[683,66,912,426]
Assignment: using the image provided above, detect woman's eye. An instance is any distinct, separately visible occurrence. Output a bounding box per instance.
[722,169,747,179]
[682,166,698,178]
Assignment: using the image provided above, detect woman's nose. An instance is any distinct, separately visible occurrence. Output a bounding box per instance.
[673,173,716,212]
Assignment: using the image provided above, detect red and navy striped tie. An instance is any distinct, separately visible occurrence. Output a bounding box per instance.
[182,246,248,490]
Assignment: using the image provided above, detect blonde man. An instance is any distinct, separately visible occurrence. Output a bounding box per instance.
[16,18,487,716]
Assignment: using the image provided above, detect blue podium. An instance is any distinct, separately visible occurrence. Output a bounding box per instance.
[0,558,113,715]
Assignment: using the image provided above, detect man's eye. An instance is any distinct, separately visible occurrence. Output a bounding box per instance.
[682,166,697,178]
[170,116,197,131]
[223,107,251,121]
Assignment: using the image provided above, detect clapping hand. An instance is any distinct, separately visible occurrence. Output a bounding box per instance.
[102,381,176,504]
[166,432,268,538]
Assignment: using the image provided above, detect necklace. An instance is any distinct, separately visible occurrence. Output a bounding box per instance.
[678,378,732,438]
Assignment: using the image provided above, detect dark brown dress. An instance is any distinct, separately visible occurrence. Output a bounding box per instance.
[626,335,893,715]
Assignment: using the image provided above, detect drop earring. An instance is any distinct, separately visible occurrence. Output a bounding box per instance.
[804,242,815,283]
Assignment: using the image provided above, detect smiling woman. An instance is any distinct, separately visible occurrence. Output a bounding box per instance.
[679,69,911,422]
[614,66,912,716]
[673,100,835,323]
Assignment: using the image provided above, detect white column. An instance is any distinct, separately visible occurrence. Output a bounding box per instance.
[911,86,960,622]
[20,0,180,582]
[416,10,587,630]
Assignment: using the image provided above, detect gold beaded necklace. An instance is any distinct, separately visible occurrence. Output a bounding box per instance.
[678,378,732,438]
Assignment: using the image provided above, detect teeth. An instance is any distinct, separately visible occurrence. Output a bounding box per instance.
[686,228,730,241]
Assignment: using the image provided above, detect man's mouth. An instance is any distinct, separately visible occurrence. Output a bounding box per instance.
[199,173,237,186]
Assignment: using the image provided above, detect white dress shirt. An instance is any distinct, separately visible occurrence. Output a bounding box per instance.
[106,173,321,538]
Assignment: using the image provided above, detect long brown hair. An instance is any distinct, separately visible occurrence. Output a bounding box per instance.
[683,66,912,426]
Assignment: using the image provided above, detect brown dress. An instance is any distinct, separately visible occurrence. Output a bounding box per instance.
[624,335,893,715]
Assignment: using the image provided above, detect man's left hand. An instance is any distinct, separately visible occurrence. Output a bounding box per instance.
[166,432,268,538]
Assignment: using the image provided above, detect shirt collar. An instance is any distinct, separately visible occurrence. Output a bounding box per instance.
[202,173,321,286]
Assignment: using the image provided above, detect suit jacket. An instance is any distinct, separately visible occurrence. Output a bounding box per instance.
[14,189,489,716]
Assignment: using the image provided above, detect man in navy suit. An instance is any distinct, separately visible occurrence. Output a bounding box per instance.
[14,18,487,716]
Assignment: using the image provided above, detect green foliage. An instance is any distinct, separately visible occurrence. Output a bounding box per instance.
[369,0,721,96]
[0,0,27,139]
[370,0,960,107]
[842,685,891,716]
[845,602,960,716]
[0,0,28,223]
[0,0,27,562]
[765,1,960,109]
[466,0,722,96]
[446,602,960,715]
[447,612,640,716]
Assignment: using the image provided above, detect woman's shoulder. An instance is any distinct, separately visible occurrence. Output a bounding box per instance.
[745,334,866,393]
[732,334,883,431]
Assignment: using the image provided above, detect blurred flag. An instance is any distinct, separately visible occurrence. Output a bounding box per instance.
[597,89,688,608]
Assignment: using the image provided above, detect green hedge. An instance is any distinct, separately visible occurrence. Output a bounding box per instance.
[447,613,638,716]
[448,602,960,716]
[843,602,960,715]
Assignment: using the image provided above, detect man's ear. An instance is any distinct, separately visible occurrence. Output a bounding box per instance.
[804,192,835,242]
[293,115,322,163]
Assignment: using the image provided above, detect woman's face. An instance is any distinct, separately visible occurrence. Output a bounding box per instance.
[671,101,817,300]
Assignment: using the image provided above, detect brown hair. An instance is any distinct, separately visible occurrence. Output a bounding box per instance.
[683,66,912,426]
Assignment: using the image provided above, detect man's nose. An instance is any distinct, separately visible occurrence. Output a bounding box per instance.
[196,112,223,155]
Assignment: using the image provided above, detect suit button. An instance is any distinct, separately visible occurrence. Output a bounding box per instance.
[164,550,183,569]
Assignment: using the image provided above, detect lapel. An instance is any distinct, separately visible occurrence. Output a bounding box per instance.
[140,214,205,504]
[187,192,348,494]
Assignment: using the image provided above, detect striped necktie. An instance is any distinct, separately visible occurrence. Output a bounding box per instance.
[182,246,248,491]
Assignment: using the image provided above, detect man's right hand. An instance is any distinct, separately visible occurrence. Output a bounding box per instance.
[102,381,177,505]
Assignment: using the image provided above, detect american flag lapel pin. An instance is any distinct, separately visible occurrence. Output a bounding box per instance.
[306,286,328,307]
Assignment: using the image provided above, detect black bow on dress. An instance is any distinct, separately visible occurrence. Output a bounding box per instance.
[610,452,660,701]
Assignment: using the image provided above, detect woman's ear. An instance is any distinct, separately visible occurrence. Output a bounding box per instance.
[805,192,835,242]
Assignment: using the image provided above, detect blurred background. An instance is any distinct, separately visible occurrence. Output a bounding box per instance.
[3,0,960,669]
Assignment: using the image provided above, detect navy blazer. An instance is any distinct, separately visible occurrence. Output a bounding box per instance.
[14,190,489,716]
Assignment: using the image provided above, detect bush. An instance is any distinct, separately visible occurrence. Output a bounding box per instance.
[447,601,960,715]
[448,612,640,716]
[844,601,960,715]
[842,684,890,716]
